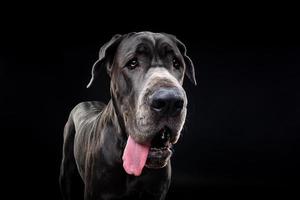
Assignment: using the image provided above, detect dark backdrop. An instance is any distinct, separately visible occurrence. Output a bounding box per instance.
[1,7,299,199]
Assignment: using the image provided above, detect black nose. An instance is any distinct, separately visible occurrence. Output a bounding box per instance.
[150,88,184,117]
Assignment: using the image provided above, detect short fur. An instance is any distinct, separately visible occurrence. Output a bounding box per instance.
[59,32,196,200]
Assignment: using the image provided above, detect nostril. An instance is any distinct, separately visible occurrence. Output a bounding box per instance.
[174,99,184,110]
[151,99,166,111]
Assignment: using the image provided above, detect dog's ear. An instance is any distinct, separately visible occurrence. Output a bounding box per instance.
[86,34,124,88]
[175,37,197,86]
[165,34,197,86]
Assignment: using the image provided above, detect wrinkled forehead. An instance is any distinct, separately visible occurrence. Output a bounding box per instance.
[115,32,180,60]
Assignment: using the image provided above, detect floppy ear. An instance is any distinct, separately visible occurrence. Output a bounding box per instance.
[164,33,197,85]
[86,34,124,88]
[175,37,197,86]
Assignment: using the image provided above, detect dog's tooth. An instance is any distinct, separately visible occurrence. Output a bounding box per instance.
[161,132,165,140]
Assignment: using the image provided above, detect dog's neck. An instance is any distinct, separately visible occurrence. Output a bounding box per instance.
[111,94,127,137]
[93,99,127,164]
[99,97,128,143]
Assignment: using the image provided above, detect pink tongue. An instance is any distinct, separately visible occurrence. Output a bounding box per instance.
[122,135,150,176]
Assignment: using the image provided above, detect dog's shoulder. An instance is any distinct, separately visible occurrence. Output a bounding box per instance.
[73,101,106,113]
[70,101,106,128]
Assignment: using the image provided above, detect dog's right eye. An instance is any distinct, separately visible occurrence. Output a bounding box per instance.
[125,58,139,70]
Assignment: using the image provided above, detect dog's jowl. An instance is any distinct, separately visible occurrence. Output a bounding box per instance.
[59,32,196,200]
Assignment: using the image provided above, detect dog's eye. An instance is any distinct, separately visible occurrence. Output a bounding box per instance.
[172,58,180,69]
[125,58,139,70]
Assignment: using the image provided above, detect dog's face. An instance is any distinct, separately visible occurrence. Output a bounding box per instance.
[87,32,196,171]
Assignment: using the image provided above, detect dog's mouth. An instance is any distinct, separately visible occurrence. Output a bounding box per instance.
[122,126,174,176]
[145,127,173,169]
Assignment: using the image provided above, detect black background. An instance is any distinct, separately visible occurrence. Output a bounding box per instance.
[1,5,300,199]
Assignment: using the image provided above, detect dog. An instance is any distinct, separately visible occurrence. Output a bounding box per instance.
[59,31,196,200]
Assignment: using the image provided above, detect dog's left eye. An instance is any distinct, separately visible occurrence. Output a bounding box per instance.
[172,58,180,69]
[125,58,139,70]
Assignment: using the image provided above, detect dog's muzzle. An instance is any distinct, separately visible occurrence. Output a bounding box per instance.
[122,86,186,176]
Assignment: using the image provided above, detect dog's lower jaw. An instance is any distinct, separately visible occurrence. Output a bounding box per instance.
[145,148,172,169]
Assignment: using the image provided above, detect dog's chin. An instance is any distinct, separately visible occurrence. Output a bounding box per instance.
[145,147,172,169]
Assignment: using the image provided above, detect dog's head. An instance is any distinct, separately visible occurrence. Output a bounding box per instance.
[87,32,196,176]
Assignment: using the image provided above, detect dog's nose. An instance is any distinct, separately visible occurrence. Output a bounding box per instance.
[150,88,184,117]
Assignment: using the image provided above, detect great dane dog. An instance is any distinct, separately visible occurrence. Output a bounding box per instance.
[59,31,196,200]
